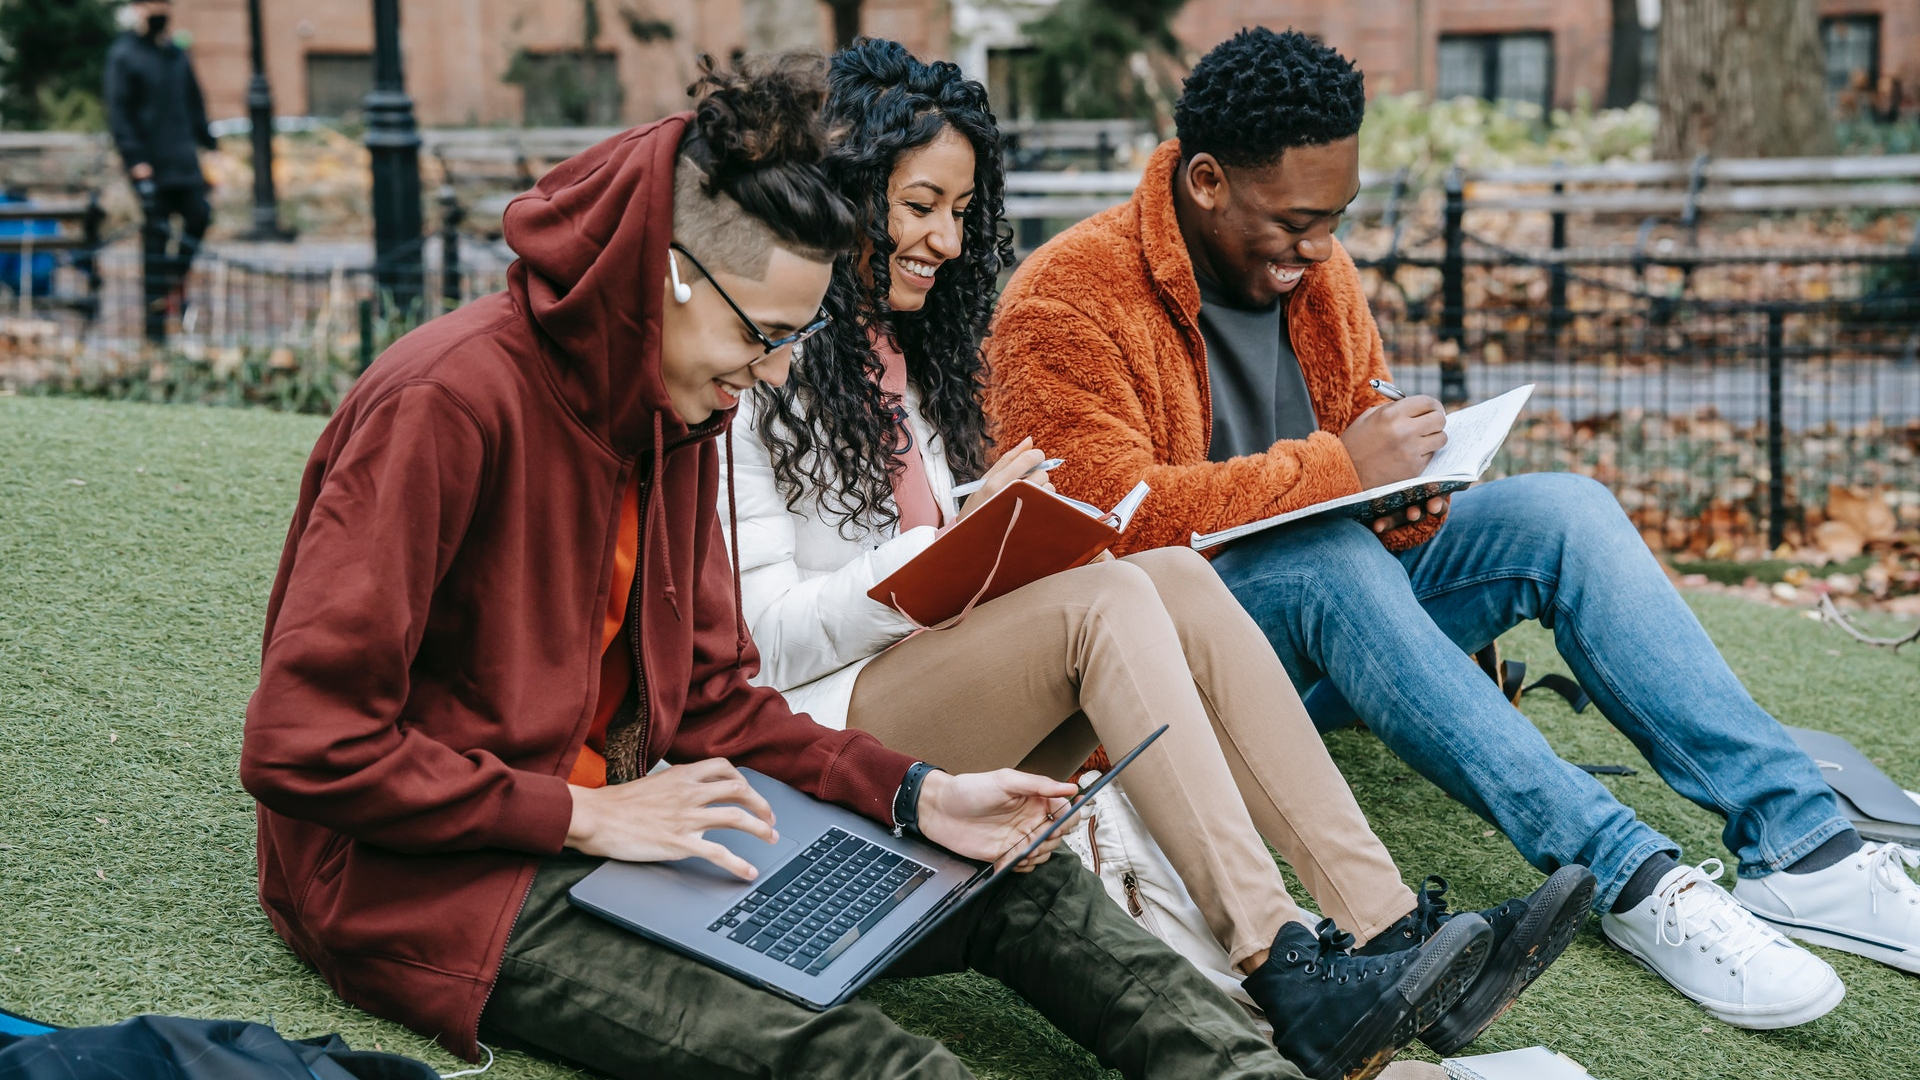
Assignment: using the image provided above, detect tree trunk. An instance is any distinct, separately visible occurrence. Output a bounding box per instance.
[740,0,827,54]
[1656,0,1832,158]
[825,0,863,48]
[1604,0,1643,109]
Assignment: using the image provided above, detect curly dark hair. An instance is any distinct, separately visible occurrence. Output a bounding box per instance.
[751,37,1014,537]
[1174,27,1366,170]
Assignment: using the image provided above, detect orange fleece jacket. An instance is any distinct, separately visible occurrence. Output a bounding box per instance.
[984,139,1441,556]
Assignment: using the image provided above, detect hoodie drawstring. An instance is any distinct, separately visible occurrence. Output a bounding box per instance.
[651,412,680,620]
[725,422,749,668]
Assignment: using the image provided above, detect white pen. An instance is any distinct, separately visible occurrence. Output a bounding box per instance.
[952,457,1065,498]
[1369,379,1406,401]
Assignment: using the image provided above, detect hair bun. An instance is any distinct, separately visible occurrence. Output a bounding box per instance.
[827,38,913,96]
[688,52,833,184]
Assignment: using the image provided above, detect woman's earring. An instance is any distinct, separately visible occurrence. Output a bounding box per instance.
[668,250,693,304]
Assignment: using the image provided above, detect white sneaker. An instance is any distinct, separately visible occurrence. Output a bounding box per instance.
[1735,841,1920,975]
[1600,859,1845,1029]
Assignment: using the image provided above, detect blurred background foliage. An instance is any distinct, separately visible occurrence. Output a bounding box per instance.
[1359,94,1657,180]
[1013,0,1188,122]
[0,0,117,131]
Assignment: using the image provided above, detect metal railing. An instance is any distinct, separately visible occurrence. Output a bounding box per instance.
[5,149,1916,552]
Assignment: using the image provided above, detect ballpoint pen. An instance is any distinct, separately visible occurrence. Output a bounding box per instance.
[952,457,1065,498]
[1369,379,1406,401]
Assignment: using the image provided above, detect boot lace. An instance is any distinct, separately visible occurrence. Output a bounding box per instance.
[1279,919,1401,984]
[1862,842,1920,914]
[1654,859,1780,976]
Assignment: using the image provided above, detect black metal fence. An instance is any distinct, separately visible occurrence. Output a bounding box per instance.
[6,177,1917,554]
[2,204,511,412]
[1348,187,1920,554]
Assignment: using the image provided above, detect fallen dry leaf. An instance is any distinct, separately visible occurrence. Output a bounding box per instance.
[1828,485,1897,543]
[1815,520,1866,560]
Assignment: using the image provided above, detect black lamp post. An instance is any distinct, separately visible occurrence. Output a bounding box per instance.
[366,0,424,315]
[243,0,293,240]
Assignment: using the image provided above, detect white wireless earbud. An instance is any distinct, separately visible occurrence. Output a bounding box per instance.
[668,249,693,304]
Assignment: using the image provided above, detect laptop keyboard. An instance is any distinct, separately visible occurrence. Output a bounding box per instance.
[708,827,935,975]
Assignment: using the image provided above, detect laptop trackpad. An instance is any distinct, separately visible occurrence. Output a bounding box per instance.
[670,829,800,887]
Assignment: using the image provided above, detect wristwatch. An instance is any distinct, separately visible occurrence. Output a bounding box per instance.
[892,761,940,837]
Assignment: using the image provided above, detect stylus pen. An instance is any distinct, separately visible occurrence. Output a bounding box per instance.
[952,457,1065,498]
[1370,379,1407,401]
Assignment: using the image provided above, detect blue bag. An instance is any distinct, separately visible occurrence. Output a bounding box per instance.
[0,1006,444,1080]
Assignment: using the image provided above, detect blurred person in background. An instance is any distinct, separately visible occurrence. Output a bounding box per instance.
[105,0,216,344]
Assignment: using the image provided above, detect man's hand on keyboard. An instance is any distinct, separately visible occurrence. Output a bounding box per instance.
[565,758,778,881]
[916,769,1079,872]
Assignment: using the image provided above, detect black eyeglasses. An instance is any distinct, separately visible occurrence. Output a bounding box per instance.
[669,242,831,362]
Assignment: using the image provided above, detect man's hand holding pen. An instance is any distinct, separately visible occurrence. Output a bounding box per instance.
[1349,380,1450,534]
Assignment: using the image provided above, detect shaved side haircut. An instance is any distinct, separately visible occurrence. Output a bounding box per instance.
[671,51,858,281]
[671,155,838,281]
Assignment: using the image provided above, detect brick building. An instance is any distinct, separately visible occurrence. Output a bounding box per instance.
[1165,0,1917,114]
[175,0,943,127]
[173,0,1917,127]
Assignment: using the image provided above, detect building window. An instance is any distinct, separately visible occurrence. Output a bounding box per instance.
[1821,15,1880,100]
[1436,32,1554,113]
[305,53,373,119]
[507,51,624,127]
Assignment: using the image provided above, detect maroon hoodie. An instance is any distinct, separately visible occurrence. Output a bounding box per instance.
[240,114,917,1059]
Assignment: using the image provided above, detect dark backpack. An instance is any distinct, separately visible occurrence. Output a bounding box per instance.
[0,1007,442,1080]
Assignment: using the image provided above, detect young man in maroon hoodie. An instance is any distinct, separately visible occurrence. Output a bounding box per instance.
[239,57,1298,1080]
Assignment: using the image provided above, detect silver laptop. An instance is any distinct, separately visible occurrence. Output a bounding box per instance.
[569,725,1167,1010]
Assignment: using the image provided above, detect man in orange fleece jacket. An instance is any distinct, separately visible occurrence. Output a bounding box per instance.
[987,27,1920,1032]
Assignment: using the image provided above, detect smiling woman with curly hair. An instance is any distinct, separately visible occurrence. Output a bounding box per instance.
[750,37,1007,531]
[717,36,1568,1080]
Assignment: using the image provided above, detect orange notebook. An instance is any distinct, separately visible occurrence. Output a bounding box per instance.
[868,480,1150,627]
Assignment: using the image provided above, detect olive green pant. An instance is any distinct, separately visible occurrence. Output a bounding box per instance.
[481,850,1302,1079]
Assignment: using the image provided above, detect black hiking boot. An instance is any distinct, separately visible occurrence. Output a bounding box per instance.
[1244,914,1491,1080]
[1357,865,1596,1056]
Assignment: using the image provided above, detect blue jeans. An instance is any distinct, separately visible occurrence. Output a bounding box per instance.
[1210,472,1849,910]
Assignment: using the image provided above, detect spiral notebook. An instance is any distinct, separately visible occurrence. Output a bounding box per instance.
[1192,384,1534,551]
[1442,1046,1593,1080]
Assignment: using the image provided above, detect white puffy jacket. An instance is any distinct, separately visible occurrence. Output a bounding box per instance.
[719,384,961,729]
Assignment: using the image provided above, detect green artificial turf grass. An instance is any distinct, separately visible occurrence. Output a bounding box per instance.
[3,395,1917,1079]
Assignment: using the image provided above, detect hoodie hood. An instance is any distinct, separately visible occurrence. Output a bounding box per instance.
[504,113,692,452]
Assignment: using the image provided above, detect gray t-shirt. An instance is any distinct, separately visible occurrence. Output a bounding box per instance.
[1196,274,1318,462]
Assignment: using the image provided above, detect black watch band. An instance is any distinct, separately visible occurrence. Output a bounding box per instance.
[892,762,939,837]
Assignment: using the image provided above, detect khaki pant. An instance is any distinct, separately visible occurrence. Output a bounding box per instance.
[850,547,1417,966]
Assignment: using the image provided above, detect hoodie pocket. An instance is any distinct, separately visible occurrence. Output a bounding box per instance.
[297,831,353,916]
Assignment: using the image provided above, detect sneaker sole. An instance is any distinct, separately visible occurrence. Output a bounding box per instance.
[1419,865,1596,1056]
[1600,924,1847,1029]
[1320,916,1492,1080]
[1744,911,1920,975]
